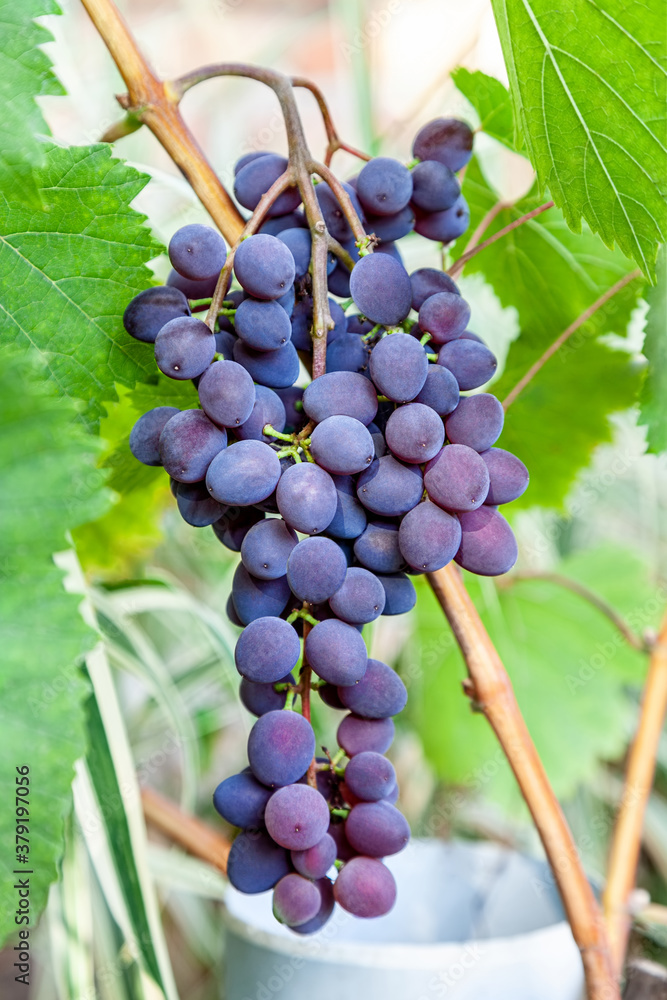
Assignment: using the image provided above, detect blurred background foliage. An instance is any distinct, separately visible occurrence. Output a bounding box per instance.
[1,0,666,996]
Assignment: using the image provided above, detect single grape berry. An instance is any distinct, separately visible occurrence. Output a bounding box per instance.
[424,443,490,512]
[233,153,301,217]
[123,286,190,344]
[369,333,428,402]
[236,384,286,443]
[480,448,530,505]
[233,234,296,300]
[414,196,470,243]
[234,616,301,683]
[247,710,315,787]
[305,619,368,687]
[356,157,413,216]
[329,567,386,624]
[445,394,505,452]
[438,339,498,390]
[412,117,474,172]
[226,831,291,894]
[234,297,292,352]
[334,856,397,918]
[398,500,462,572]
[310,415,375,476]
[455,507,518,576]
[418,291,471,344]
[129,407,180,466]
[154,316,216,380]
[350,255,413,327]
[276,462,338,535]
[303,371,378,426]
[291,833,337,880]
[375,573,417,616]
[159,409,227,483]
[213,771,273,829]
[338,658,407,719]
[337,714,395,756]
[410,159,460,212]
[273,873,322,927]
[344,752,396,802]
[241,517,298,580]
[239,673,294,717]
[385,403,445,464]
[231,564,292,625]
[409,267,460,311]
[265,783,330,850]
[168,224,226,281]
[287,536,348,604]
[197,359,256,428]
[206,439,281,506]
[345,801,410,857]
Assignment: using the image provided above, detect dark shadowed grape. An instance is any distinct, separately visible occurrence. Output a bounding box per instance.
[345,801,410,857]
[241,517,298,579]
[418,291,470,344]
[414,365,460,416]
[412,118,474,172]
[234,297,292,351]
[265,784,330,850]
[154,316,216,380]
[310,415,374,476]
[354,522,404,574]
[424,443,490,511]
[438,339,497,390]
[455,507,518,576]
[213,771,273,829]
[376,572,417,615]
[277,463,338,535]
[167,268,218,301]
[356,157,413,215]
[409,267,460,311]
[315,180,365,243]
[303,371,378,425]
[369,333,428,402]
[291,877,335,934]
[398,500,462,571]
[356,455,423,517]
[236,384,286,443]
[414,196,470,243]
[212,506,264,552]
[445,394,504,452]
[273,873,322,927]
[350,255,412,327]
[365,205,415,243]
[239,673,293,716]
[291,833,337,879]
[123,286,190,344]
[258,211,307,236]
[290,296,346,351]
[231,564,292,624]
[338,658,407,718]
[326,475,368,539]
[305,619,368,686]
[480,448,529,505]
[277,227,336,279]
[275,386,305,433]
[327,260,352,297]
[247,710,315,787]
[227,831,291,893]
[410,159,460,212]
[176,480,226,527]
[197,359,256,428]
[206,439,281,505]
[337,714,395,756]
[329,567,386,624]
[345,752,396,802]
[234,234,296,300]
[319,683,345,710]
[334,856,397,918]
[232,338,300,389]
[129,407,180,466]
[168,224,226,281]
[329,818,357,861]
[235,616,301,682]
[159,409,227,483]
[234,151,269,175]
[326,333,370,375]
[385,402,445,463]
[215,327,237,359]
[233,153,301,217]
[287,536,348,603]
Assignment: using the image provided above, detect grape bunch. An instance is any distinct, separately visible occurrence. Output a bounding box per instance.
[124,115,528,933]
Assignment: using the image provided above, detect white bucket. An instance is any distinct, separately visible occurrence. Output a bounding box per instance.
[222,839,585,1000]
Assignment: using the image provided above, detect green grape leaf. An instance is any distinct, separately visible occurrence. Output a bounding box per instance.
[455,157,643,508]
[0,349,111,946]
[0,0,63,205]
[451,68,515,149]
[490,0,667,279]
[639,245,667,453]
[0,143,163,429]
[406,545,659,810]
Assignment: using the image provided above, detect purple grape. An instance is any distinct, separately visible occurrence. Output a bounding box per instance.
[168,224,226,281]
[129,407,180,466]
[176,480,226,527]
[123,286,190,344]
[410,160,460,212]
[412,118,474,172]
[356,455,423,517]
[277,228,336,279]
[212,506,264,552]
[344,752,396,802]
[385,402,445,464]
[329,568,386,624]
[196,359,256,428]
[233,297,292,352]
[154,316,216,380]
[265,784,330,850]
[315,180,365,243]
[235,616,301,683]
[445,394,504,452]
[414,195,470,243]
[287,536,348,603]
[350,255,412,327]
[424,442,490,512]
[334,856,397,917]
[364,205,415,243]
[328,819,357,861]
[326,333,370,375]
[240,673,293,716]
[310,416,374,476]
[318,683,345,710]
[376,572,417,615]
[337,714,395,756]
[273,873,322,927]
[236,384,286,443]
[167,268,218,301]
[414,365,460,416]
[369,333,428,402]
[214,327,237,360]
[290,296,347,351]
[356,157,413,215]
[459,330,485,343]
[303,371,378,426]
[438,339,497,390]
[232,338,300,389]
[398,500,462,572]
[248,710,315,787]
[231,564,292,625]
[338,658,407,718]
[275,386,305,433]
[213,771,273,829]
[258,210,307,236]
[327,260,352,297]
[234,234,296,300]
[233,154,301,217]
[409,267,460,311]
[276,463,338,535]
[480,448,529,505]
[304,619,368,686]
[206,439,281,506]
[234,151,269,175]
[455,507,518,576]
[353,522,403,574]
[418,291,470,344]
[369,422,387,458]
[159,409,227,483]
[291,876,335,934]
[241,517,298,580]
[326,475,368,540]
[227,830,291,893]
[291,833,337,879]
[345,801,410,857]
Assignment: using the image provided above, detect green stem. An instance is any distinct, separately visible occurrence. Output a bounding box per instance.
[263,424,294,442]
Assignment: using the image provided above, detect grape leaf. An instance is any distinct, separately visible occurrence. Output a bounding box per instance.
[406,545,658,810]
[490,0,667,279]
[0,143,163,429]
[451,68,515,150]
[0,0,63,205]
[639,245,667,453]
[455,157,643,508]
[0,348,111,946]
